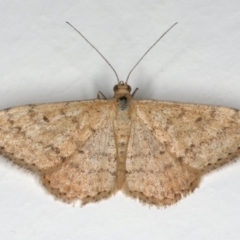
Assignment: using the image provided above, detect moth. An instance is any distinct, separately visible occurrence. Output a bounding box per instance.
[0,22,239,207]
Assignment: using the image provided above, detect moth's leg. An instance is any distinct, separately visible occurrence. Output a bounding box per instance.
[97,91,107,100]
[131,88,139,97]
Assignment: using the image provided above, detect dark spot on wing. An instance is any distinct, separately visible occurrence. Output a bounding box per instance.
[195,117,202,122]
[90,127,96,133]
[43,116,49,122]
[51,146,60,154]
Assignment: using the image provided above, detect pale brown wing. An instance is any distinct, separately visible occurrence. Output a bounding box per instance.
[0,100,117,203]
[124,100,240,207]
[42,116,117,203]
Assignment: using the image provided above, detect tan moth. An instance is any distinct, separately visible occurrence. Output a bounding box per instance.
[0,22,239,207]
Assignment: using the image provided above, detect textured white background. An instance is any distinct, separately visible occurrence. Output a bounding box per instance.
[0,1,240,239]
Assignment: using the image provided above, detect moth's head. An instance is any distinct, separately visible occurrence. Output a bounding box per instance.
[113,81,131,96]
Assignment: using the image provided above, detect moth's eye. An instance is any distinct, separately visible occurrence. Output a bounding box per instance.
[113,85,118,92]
[127,85,131,92]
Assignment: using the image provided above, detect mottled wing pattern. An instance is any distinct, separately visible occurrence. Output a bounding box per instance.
[124,100,240,206]
[0,100,117,202]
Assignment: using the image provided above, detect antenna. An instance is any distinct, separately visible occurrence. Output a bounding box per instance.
[66,22,120,83]
[125,22,178,84]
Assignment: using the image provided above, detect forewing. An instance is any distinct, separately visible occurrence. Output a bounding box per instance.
[124,100,240,206]
[135,100,240,172]
[0,100,114,170]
